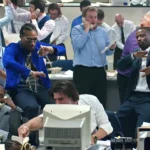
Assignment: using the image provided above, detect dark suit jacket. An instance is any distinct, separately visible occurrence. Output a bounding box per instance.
[117,52,150,99]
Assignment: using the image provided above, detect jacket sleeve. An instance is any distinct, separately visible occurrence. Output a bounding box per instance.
[3,44,30,79]
[39,42,66,56]
[117,54,135,70]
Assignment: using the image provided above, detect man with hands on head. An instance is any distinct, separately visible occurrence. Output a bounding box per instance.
[18,81,113,145]
[3,23,65,120]
[116,14,150,137]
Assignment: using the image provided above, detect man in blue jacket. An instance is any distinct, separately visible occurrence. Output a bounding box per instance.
[3,23,65,119]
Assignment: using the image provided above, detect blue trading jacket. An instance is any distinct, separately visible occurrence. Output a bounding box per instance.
[3,41,66,89]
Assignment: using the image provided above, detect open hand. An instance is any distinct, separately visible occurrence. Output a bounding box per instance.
[31,71,46,78]
[133,51,148,58]
[38,46,54,56]
[140,66,150,77]
[4,97,16,109]
[18,125,30,138]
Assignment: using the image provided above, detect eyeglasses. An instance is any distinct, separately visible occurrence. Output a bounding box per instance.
[24,36,37,43]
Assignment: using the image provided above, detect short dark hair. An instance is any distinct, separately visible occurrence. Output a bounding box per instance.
[49,80,79,102]
[30,0,45,13]
[11,0,17,5]
[48,3,62,17]
[80,0,91,10]
[20,23,37,36]
[5,140,22,150]
[97,8,104,20]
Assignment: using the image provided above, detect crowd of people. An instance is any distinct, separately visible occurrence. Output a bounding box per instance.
[0,0,150,149]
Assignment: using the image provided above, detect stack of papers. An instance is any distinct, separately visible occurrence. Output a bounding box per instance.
[11,136,29,145]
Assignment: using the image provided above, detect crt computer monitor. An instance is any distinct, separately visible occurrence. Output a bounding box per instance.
[43,104,91,150]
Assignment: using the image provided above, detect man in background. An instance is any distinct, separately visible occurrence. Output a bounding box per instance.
[71,0,91,32]
[6,0,28,34]
[112,14,135,104]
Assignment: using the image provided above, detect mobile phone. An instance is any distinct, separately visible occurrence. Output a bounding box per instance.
[82,17,94,29]
[35,9,40,17]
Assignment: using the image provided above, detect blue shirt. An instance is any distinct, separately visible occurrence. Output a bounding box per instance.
[71,15,82,33]
[0,6,13,46]
[71,24,114,67]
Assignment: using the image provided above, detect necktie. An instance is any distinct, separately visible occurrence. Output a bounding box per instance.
[121,27,125,44]
[10,21,16,33]
[0,29,6,47]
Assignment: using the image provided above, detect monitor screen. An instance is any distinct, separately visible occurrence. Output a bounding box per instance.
[43,104,91,150]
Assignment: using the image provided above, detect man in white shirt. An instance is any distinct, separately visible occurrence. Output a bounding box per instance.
[17,81,113,145]
[116,14,150,137]
[7,0,28,34]
[97,8,117,51]
[47,3,69,60]
[6,0,55,43]
[112,14,135,69]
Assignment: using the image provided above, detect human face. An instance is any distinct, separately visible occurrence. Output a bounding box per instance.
[136,29,150,50]
[49,10,59,20]
[53,92,76,104]
[30,4,36,13]
[97,19,103,26]
[0,87,5,99]
[85,11,97,28]
[20,30,38,52]
[116,19,124,27]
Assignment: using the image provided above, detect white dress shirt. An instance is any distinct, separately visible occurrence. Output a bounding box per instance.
[7,6,28,34]
[134,57,150,92]
[39,94,113,135]
[101,22,117,44]
[32,14,55,41]
[9,3,31,22]
[112,20,135,50]
[50,15,69,45]
[8,4,55,41]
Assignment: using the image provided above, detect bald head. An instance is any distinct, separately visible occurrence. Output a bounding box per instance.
[140,14,150,27]
[115,14,124,27]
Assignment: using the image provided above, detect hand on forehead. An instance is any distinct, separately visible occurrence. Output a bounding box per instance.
[140,14,150,27]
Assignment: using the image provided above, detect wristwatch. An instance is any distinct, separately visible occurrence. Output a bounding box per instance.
[92,135,98,144]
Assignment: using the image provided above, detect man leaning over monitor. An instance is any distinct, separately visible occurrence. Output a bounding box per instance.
[18,80,113,145]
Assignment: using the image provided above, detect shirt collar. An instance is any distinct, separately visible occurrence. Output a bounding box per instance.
[38,13,46,22]
[55,15,63,21]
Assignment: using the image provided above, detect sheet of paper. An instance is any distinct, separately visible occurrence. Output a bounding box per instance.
[0,144,5,150]
[11,136,29,145]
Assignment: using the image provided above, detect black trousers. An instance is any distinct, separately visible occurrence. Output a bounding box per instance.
[73,65,107,108]
[117,92,150,138]
[117,73,130,104]
[8,86,55,120]
[113,47,122,70]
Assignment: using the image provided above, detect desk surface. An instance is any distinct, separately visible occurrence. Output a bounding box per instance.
[48,71,117,81]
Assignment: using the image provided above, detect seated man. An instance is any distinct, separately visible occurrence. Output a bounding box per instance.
[3,23,66,120]
[0,84,16,131]
[17,80,113,144]
[117,14,150,137]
